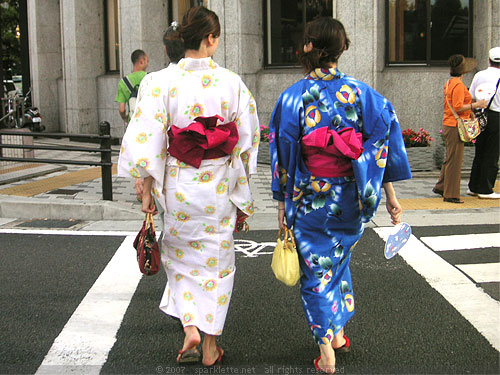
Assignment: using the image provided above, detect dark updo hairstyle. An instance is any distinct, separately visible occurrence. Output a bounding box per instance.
[167,6,220,51]
[448,54,478,77]
[163,24,185,63]
[298,17,350,73]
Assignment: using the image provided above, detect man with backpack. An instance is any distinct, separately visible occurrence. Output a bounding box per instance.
[115,49,149,127]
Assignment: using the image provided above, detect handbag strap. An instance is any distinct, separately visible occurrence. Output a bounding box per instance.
[486,78,500,111]
[445,80,461,121]
[145,212,155,229]
[277,227,296,249]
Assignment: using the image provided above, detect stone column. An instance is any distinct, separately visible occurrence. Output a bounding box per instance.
[60,0,105,134]
[118,0,169,75]
[336,0,377,86]
[27,0,62,132]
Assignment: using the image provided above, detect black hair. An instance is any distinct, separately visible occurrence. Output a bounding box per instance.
[298,17,350,73]
[163,25,185,63]
[448,54,464,77]
[177,6,220,51]
[131,49,147,64]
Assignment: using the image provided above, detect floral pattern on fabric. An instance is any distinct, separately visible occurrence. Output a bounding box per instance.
[270,67,411,344]
[118,58,259,335]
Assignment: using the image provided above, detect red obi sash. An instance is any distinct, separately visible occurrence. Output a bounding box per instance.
[301,127,364,177]
[167,115,239,168]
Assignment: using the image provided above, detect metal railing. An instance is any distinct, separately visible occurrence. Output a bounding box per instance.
[0,121,116,200]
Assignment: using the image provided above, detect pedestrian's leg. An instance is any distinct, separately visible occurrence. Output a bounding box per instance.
[443,126,464,199]
[202,334,223,366]
[434,126,447,192]
[468,132,486,193]
[331,327,347,349]
[317,343,336,373]
[483,111,500,193]
[177,325,201,362]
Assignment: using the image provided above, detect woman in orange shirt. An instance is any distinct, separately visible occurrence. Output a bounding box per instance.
[433,55,487,203]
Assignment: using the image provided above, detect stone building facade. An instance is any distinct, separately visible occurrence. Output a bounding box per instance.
[27,0,499,151]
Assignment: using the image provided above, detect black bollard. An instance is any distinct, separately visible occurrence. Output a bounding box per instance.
[99,121,113,201]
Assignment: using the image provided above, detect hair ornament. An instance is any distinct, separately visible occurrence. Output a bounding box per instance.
[171,21,178,30]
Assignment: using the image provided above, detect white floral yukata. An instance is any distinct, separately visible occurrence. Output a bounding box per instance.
[118,57,260,335]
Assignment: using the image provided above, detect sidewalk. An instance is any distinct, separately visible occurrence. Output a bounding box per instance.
[0,137,499,230]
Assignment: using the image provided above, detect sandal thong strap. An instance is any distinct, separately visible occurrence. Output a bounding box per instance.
[177,348,200,364]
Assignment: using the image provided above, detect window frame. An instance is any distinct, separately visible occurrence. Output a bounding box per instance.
[263,0,336,68]
[385,0,474,67]
[104,0,120,73]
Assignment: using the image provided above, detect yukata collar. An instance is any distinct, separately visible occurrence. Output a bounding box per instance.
[177,57,218,71]
[306,67,342,80]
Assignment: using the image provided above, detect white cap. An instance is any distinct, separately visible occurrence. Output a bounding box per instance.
[489,47,500,62]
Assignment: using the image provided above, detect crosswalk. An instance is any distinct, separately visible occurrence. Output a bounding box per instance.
[374,226,500,351]
[419,232,500,284]
[1,226,498,374]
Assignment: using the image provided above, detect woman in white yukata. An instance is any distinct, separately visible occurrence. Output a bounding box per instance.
[118,6,259,367]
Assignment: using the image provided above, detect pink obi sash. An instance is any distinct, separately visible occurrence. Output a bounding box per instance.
[301,127,364,177]
[167,115,239,168]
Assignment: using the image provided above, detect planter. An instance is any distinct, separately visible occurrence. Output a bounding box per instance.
[433,144,475,171]
[258,143,271,164]
[405,147,435,172]
[406,145,475,172]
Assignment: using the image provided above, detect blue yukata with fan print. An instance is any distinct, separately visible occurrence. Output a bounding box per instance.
[269,67,411,344]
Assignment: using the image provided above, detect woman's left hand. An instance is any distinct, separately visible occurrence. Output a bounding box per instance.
[278,202,286,230]
[386,196,402,225]
[383,182,402,225]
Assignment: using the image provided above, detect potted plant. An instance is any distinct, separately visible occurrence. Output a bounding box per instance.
[401,128,435,172]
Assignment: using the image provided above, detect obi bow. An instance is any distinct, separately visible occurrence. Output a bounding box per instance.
[167,115,239,168]
[301,127,364,177]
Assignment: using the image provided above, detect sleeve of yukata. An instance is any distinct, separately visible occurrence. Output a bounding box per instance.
[117,73,168,187]
[382,102,412,183]
[352,86,410,222]
[269,89,303,202]
[235,80,260,177]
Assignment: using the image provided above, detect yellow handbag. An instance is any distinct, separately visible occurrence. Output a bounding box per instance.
[271,227,300,286]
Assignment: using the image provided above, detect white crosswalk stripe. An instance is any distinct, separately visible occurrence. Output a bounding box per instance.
[36,236,142,374]
[456,263,500,283]
[374,227,500,351]
[420,233,500,251]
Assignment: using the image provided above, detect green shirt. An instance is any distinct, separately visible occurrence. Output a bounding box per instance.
[115,70,147,103]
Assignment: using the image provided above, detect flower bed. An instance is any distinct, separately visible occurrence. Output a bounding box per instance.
[402,128,434,148]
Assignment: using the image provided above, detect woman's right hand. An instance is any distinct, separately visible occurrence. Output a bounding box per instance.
[476,99,488,109]
[141,176,157,214]
[141,192,157,214]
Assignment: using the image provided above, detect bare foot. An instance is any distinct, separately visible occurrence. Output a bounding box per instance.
[176,326,201,362]
[331,335,346,349]
[316,357,336,373]
[202,346,223,366]
[183,326,201,350]
[331,329,346,349]
[317,344,336,373]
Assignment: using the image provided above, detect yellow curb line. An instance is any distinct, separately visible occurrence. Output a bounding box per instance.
[0,164,118,197]
[0,163,47,175]
[400,196,500,210]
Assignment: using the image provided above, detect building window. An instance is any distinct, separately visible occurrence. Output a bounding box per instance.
[170,0,207,23]
[265,0,334,66]
[105,0,119,72]
[387,0,472,65]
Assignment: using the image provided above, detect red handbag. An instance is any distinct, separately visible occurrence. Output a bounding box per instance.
[133,213,161,276]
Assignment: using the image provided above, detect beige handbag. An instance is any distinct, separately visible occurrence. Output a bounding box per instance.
[271,227,300,286]
[445,80,481,142]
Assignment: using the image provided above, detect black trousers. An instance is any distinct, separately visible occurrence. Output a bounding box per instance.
[468,109,500,194]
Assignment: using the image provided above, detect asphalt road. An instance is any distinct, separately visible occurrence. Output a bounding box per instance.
[0,226,498,374]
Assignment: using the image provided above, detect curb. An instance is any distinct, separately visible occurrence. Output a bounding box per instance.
[0,164,67,185]
[0,195,143,221]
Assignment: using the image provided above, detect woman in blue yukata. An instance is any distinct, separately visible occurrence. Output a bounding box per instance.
[269,17,411,372]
